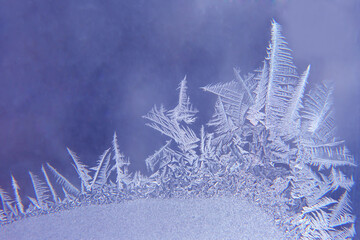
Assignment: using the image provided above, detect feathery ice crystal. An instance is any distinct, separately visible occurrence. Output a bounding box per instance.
[0,20,356,239]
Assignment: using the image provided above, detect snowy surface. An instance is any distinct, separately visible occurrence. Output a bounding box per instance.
[0,197,285,240]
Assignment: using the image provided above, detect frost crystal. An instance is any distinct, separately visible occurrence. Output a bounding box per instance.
[0,20,356,239]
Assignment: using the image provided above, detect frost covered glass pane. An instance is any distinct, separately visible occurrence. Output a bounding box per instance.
[0,1,358,239]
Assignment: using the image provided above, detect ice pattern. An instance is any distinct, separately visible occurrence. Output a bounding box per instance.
[0,20,356,239]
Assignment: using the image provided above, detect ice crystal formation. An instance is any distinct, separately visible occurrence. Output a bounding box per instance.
[0,20,356,239]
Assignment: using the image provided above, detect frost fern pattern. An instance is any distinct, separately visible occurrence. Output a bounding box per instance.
[0,20,356,239]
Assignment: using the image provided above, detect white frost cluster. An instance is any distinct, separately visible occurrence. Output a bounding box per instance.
[0,20,356,239]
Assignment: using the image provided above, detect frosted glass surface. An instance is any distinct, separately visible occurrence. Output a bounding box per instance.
[0,197,284,240]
